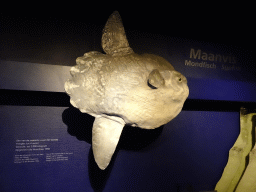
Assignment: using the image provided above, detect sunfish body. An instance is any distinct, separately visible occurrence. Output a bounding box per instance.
[65,11,189,170]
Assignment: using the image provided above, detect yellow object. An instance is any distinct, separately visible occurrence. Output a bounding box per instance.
[215,108,256,192]
[235,146,256,192]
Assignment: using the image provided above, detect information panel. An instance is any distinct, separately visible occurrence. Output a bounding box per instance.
[0,105,240,192]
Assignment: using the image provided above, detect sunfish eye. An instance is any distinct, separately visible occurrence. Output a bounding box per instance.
[172,71,185,83]
[175,76,182,83]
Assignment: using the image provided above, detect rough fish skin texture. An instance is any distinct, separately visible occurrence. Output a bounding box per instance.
[65,11,189,170]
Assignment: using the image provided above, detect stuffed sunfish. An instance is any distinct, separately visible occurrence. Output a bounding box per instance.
[65,11,189,170]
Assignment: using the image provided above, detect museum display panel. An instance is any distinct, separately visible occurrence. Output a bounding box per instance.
[1,11,255,192]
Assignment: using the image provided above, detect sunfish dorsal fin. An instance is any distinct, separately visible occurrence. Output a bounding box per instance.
[102,11,134,56]
[92,115,125,170]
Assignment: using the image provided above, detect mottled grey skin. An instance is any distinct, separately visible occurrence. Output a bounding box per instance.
[64,11,189,170]
[65,51,188,129]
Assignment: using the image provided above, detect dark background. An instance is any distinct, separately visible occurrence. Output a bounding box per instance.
[1,4,255,65]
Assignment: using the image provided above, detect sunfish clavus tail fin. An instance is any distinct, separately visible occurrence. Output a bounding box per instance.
[92,116,125,170]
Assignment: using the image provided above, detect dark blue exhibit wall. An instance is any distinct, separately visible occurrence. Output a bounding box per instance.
[1,30,255,102]
[0,106,240,192]
[128,34,256,102]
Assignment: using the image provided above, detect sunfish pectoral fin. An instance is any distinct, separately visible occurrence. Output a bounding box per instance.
[147,69,165,89]
[92,115,125,170]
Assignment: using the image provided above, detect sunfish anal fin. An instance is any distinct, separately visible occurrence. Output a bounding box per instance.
[92,116,125,170]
